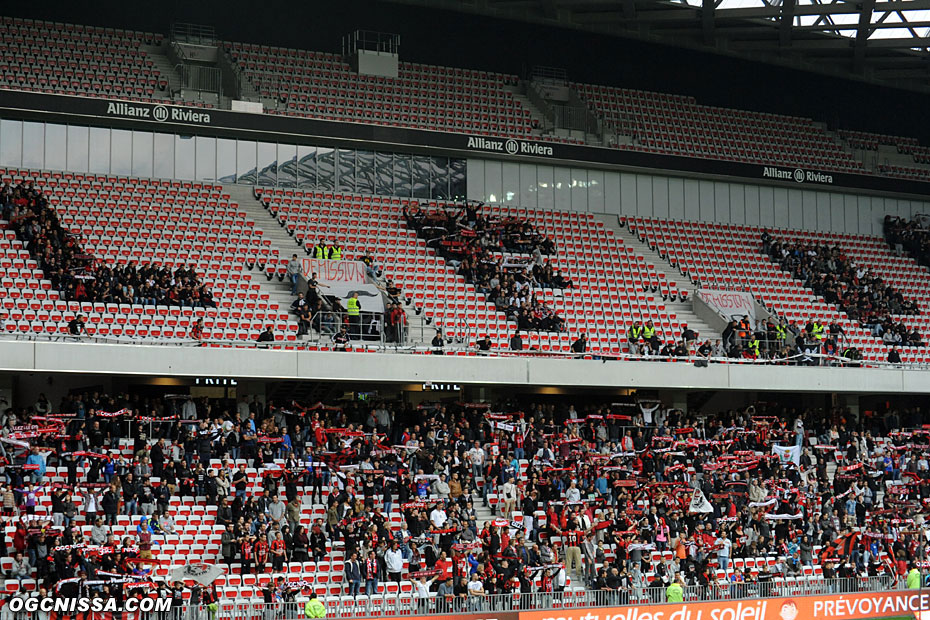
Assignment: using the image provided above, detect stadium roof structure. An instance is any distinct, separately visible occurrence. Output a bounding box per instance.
[386,0,930,92]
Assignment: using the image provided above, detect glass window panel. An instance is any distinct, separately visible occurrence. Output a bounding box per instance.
[393,153,411,197]
[257,142,276,185]
[502,162,520,204]
[571,168,588,212]
[0,120,23,167]
[44,123,66,171]
[316,146,335,191]
[110,129,132,175]
[153,133,175,179]
[66,125,88,173]
[277,143,297,187]
[519,163,537,208]
[216,138,236,184]
[195,136,217,182]
[449,158,466,200]
[174,135,195,181]
[22,122,45,169]
[336,148,355,193]
[236,140,257,184]
[411,155,431,199]
[131,131,154,178]
[297,145,316,188]
[88,127,110,174]
[356,150,374,195]
[375,152,393,196]
[430,156,449,199]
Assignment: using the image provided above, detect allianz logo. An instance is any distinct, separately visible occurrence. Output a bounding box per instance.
[467,136,554,157]
[106,102,211,125]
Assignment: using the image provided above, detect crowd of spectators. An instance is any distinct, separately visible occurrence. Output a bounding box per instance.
[1,388,928,609]
[763,234,920,344]
[885,214,930,269]
[1,180,215,308]
[404,202,568,332]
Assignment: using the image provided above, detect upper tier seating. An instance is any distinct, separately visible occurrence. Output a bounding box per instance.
[0,168,293,340]
[256,188,686,355]
[0,16,169,102]
[836,129,919,152]
[574,83,864,173]
[3,15,930,182]
[628,216,930,364]
[225,42,542,139]
[836,130,930,182]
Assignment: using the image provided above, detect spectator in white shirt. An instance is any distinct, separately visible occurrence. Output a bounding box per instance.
[501,480,518,519]
[414,574,438,614]
[430,505,447,529]
[384,541,404,582]
[466,573,485,610]
[565,480,581,503]
[467,441,486,480]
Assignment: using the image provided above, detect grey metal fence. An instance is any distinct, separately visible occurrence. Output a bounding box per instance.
[164,576,899,620]
[177,64,223,96]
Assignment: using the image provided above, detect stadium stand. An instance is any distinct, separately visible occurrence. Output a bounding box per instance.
[573,84,864,173]
[224,41,544,140]
[254,188,688,355]
[0,16,168,103]
[3,168,928,366]
[0,392,917,610]
[3,16,930,182]
[0,169,293,341]
[627,216,930,364]
[836,130,919,153]
[2,7,930,619]
[886,215,930,269]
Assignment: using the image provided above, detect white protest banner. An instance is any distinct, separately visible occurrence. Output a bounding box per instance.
[301,259,368,284]
[698,289,757,323]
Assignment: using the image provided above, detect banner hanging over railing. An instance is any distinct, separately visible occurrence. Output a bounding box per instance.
[301,259,383,313]
[698,289,757,324]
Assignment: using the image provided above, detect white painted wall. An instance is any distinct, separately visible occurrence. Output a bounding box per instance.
[466,158,930,235]
[0,340,927,394]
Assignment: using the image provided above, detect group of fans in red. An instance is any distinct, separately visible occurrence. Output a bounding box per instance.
[0,390,928,614]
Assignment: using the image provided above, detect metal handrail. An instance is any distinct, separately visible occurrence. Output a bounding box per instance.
[171,22,217,47]
[175,63,223,96]
[161,577,901,619]
[342,30,401,56]
[0,331,923,369]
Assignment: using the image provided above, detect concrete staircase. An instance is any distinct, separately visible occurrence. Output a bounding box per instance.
[595,214,724,345]
[509,83,552,139]
[224,184,301,335]
[142,44,185,102]
[225,184,433,347]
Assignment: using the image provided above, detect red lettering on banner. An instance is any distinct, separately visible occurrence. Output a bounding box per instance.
[301,259,367,284]
[699,289,756,322]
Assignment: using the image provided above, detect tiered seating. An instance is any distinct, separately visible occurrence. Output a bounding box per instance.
[835,130,930,181]
[256,188,687,354]
[0,16,168,101]
[225,42,542,139]
[575,83,864,173]
[628,216,930,364]
[836,129,918,152]
[0,168,293,341]
[876,163,930,182]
